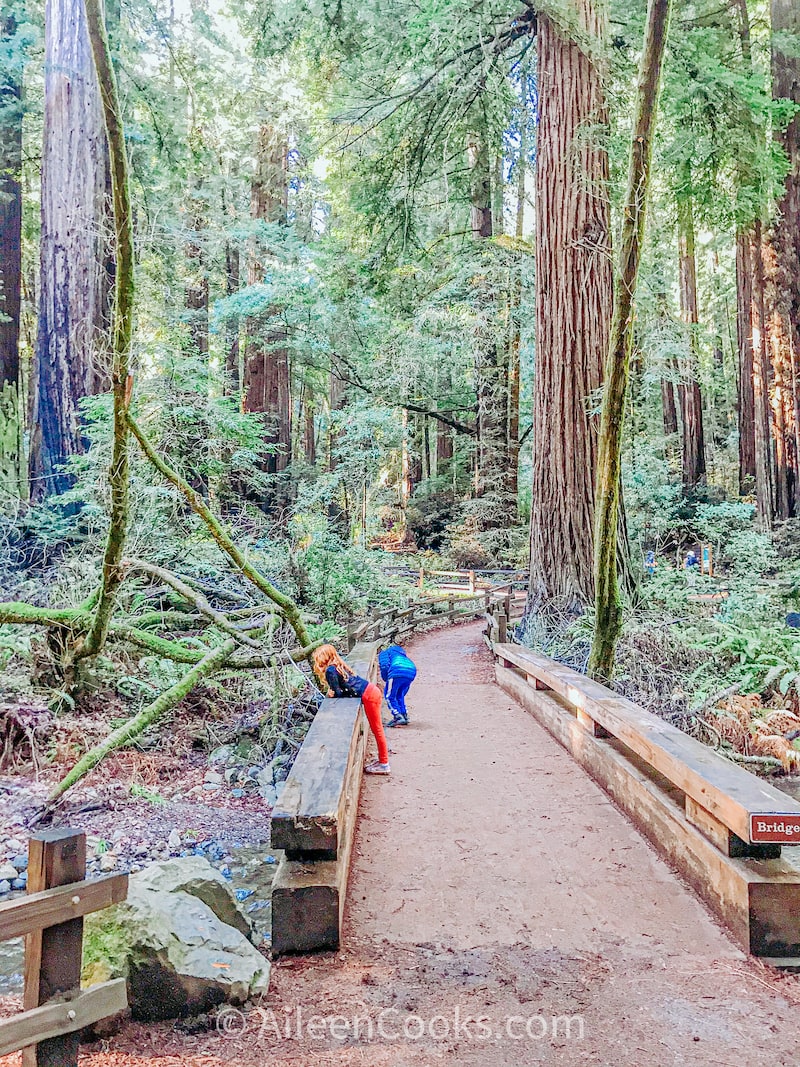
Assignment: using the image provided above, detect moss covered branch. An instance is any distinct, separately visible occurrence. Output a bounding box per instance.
[81,0,135,657]
[127,410,311,647]
[46,637,239,805]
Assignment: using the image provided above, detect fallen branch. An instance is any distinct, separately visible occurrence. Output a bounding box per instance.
[45,636,322,804]
[126,558,260,649]
[127,411,311,648]
[46,637,238,805]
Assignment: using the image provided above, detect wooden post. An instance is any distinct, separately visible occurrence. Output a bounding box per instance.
[23,830,87,1067]
[346,624,357,652]
[448,594,454,613]
[418,566,424,589]
[498,610,508,644]
[469,570,476,593]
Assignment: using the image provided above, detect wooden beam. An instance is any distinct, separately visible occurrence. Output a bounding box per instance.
[271,643,376,855]
[0,981,127,1058]
[496,643,800,844]
[0,875,128,942]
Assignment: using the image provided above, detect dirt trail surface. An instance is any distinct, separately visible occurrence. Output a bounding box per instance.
[3,622,800,1066]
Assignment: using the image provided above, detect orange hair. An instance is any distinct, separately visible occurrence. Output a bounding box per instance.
[312,644,353,686]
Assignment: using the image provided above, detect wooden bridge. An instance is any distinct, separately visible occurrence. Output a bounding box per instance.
[272,580,800,968]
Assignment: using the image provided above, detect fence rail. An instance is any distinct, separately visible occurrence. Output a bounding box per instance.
[0,829,128,1065]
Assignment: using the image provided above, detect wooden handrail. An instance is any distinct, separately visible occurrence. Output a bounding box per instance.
[493,641,800,848]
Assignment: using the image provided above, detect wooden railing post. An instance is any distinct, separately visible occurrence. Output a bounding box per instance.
[418,566,424,589]
[469,570,476,593]
[23,830,86,1067]
[497,610,508,645]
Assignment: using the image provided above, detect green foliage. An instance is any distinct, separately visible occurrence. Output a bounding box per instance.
[687,620,800,705]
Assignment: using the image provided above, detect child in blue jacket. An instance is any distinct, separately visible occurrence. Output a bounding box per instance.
[379,644,417,727]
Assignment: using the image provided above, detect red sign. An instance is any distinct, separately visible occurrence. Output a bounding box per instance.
[750,814,800,844]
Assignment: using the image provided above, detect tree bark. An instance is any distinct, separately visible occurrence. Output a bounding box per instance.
[185,184,208,358]
[676,181,707,491]
[767,0,800,516]
[529,4,613,612]
[0,13,24,501]
[244,124,291,507]
[29,0,112,500]
[588,0,671,679]
[751,222,774,528]
[736,227,757,490]
[467,126,512,525]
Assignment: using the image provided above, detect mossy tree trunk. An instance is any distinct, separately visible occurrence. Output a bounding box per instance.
[589,0,672,681]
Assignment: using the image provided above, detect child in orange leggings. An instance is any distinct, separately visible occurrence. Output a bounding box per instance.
[312,645,390,775]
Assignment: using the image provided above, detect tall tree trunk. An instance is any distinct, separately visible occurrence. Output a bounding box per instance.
[29,0,111,500]
[244,124,291,508]
[529,4,613,612]
[225,241,240,396]
[506,69,529,507]
[767,0,800,516]
[589,0,672,679]
[185,186,208,358]
[661,375,678,438]
[676,182,707,490]
[467,126,511,524]
[751,221,775,528]
[0,13,24,501]
[736,227,757,490]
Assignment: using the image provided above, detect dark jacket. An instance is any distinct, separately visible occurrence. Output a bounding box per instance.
[325,664,369,698]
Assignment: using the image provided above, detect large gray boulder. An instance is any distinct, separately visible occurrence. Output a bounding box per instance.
[83,862,269,1021]
[135,856,253,939]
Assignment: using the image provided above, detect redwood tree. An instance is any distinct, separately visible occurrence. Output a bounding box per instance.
[244,124,291,508]
[676,176,707,491]
[29,0,111,499]
[528,2,613,612]
[767,0,800,517]
[0,12,24,501]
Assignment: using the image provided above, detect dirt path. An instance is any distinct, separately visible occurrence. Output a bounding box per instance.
[7,622,800,1066]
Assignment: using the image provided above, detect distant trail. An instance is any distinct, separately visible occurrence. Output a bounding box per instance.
[24,622,800,1067]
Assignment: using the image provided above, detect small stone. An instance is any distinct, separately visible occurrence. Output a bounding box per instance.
[202,783,221,793]
[234,888,254,902]
[111,829,125,845]
[264,855,277,865]
[0,863,19,881]
[99,853,118,872]
[11,855,27,872]
[11,878,26,891]
[220,866,233,881]
[204,770,223,786]
[168,829,182,851]
[135,844,149,857]
[230,789,244,799]
[208,744,234,765]
[0,881,11,895]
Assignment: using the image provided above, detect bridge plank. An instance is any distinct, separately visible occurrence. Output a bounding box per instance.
[270,643,377,855]
[496,643,800,844]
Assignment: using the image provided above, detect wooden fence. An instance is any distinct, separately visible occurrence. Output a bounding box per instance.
[484,598,800,966]
[0,829,128,1065]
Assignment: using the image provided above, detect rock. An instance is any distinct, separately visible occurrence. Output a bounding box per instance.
[204,770,223,786]
[208,744,234,765]
[134,858,253,939]
[224,767,241,785]
[168,829,182,852]
[11,878,26,891]
[0,863,19,882]
[202,783,220,793]
[83,871,269,1021]
[99,853,118,872]
[11,855,27,872]
[0,881,11,895]
[230,789,244,799]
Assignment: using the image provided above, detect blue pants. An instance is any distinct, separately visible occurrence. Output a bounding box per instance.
[387,670,416,717]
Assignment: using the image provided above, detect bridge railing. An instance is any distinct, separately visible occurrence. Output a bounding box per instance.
[270,642,378,955]
[483,598,800,965]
